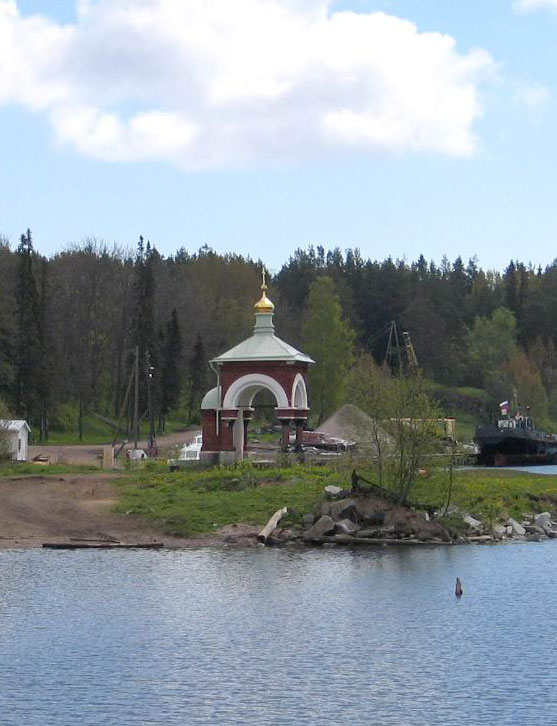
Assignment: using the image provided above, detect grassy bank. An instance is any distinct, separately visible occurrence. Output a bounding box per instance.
[412,468,557,522]
[40,413,195,446]
[114,463,557,538]
[115,464,347,536]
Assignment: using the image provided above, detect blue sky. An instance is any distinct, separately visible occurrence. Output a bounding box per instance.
[1,0,557,271]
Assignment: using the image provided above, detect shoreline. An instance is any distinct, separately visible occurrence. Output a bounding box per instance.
[2,466,557,551]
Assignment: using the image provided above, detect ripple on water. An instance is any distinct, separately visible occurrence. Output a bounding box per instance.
[1,543,556,725]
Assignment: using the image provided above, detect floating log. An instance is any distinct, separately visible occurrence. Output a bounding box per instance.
[316,535,453,546]
[467,535,494,543]
[258,507,288,544]
[69,537,119,543]
[42,542,164,549]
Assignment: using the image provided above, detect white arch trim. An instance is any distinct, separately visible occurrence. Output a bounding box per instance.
[223,373,289,409]
[291,374,308,409]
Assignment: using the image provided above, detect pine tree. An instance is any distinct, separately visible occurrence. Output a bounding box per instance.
[14,230,43,429]
[159,308,183,430]
[504,260,519,313]
[131,236,158,419]
[188,333,207,423]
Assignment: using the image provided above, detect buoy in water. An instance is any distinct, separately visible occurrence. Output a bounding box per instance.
[455,577,463,597]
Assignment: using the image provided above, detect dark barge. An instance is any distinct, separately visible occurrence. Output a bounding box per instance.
[475,414,557,466]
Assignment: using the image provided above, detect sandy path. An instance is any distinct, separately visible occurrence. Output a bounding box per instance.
[0,471,259,549]
[29,429,200,465]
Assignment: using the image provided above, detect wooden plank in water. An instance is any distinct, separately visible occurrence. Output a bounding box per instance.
[42,542,164,549]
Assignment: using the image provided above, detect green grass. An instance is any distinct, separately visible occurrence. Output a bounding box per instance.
[114,462,557,538]
[46,414,115,445]
[115,464,347,536]
[41,413,194,446]
[452,386,490,402]
[413,468,557,521]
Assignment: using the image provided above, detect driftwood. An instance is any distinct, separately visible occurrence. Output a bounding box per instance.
[317,535,453,546]
[42,542,164,549]
[258,507,288,544]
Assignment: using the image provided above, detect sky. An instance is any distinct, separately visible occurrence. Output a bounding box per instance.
[1,0,557,271]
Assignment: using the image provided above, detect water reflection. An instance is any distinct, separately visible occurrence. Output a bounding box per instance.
[1,543,557,725]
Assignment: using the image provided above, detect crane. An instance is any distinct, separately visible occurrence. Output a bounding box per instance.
[384,321,419,376]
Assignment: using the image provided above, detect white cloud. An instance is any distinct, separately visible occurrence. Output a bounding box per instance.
[0,0,495,168]
[514,0,557,12]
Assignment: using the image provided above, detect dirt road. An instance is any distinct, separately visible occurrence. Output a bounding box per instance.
[0,471,259,549]
[29,429,200,465]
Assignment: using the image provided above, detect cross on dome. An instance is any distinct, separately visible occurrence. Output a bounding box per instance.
[254,268,275,313]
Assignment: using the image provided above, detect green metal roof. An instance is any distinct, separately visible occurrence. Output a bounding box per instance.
[211,312,314,365]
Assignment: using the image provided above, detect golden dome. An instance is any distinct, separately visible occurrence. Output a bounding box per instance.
[254,270,275,313]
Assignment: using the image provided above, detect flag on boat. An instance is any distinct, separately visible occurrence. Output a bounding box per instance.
[499,400,510,415]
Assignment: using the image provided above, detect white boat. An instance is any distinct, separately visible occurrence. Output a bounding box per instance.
[168,434,202,470]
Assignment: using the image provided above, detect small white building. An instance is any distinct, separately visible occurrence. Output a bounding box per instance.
[0,420,31,461]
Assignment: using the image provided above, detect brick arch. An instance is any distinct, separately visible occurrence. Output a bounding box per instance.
[222,373,289,409]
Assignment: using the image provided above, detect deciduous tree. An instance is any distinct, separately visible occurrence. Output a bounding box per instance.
[302,277,355,424]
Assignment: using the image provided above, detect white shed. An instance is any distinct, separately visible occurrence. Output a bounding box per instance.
[0,420,31,461]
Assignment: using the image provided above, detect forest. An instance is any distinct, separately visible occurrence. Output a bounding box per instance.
[1,230,556,440]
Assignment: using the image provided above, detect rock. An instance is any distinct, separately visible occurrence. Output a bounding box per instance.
[314,501,332,519]
[359,526,395,539]
[324,485,343,499]
[332,534,355,544]
[508,518,526,536]
[302,513,315,528]
[492,525,507,538]
[358,528,383,538]
[543,527,557,539]
[417,510,430,522]
[468,535,494,542]
[526,533,545,542]
[267,527,294,545]
[304,515,336,540]
[506,526,513,536]
[525,525,545,535]
[329,498,357,522]
[354,499,387,524]
[335,518,360,535]
[393,520,414,537]
[463,514,482,529]
[534,512,552,528]
[417,531,439,542]
[366,511,386,526]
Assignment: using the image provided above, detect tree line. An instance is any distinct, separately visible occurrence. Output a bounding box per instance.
[0,233,556,438]
[280,248,556,426]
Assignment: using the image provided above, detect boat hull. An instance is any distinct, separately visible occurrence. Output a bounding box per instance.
[475,425,557,466]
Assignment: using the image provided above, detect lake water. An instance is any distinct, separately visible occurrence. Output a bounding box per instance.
[2,543,557,726]
[508,464,557,475]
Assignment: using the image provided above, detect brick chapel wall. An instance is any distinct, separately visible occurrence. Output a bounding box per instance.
[219,361,310,406]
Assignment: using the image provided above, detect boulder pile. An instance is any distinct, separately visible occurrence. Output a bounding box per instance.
[263,488,557,547]
[264,486,451,546]
[301,489,451,545]
[446,507,557,543]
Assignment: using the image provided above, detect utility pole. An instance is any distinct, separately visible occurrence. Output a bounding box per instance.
[134,345,139,449]
[146,351,155,454]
